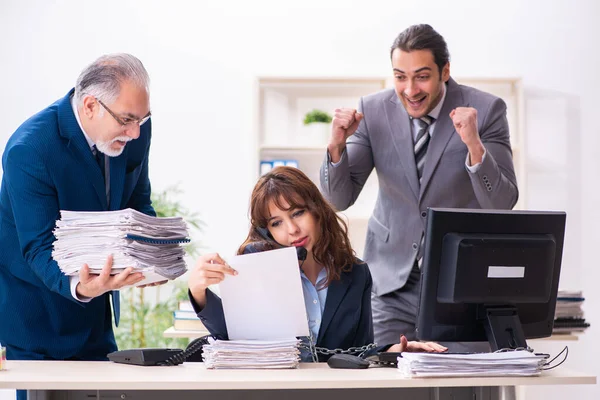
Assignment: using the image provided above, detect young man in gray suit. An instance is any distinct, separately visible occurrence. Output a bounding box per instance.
[320,24,518,346]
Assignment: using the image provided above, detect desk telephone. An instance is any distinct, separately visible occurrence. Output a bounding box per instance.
[107,335,211,366]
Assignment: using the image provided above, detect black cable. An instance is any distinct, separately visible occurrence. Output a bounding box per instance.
[158,335,212,366]
[542,345,569,370]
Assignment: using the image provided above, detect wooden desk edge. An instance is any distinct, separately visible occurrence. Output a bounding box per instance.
[0,362,595,391]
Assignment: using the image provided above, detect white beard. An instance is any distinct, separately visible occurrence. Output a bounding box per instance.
[95,136,132,157]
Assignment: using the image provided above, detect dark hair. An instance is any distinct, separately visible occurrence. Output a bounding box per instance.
[238,166,358,287]
[390,24,450,75]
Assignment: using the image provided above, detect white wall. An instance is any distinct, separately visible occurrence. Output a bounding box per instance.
[0,1,598,399]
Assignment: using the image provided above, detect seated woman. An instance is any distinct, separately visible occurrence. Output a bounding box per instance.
[188,166,446,360]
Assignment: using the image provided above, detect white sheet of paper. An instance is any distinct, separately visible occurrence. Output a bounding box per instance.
[219,247,309,340]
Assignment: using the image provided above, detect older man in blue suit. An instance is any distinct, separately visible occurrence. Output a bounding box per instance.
[0,54,156,396]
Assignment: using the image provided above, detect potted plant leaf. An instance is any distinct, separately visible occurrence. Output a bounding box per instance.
[301,109,332,146]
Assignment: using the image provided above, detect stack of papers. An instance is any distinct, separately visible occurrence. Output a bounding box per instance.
[398,351,548,378]
[554,290,590,333]
[556,290,585,319]
[202,338,301,369]
[52,208,190,285]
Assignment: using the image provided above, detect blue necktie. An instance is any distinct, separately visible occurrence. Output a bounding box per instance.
[93,145,110,207]
[93,145,105,179]
[93,146,119,325]
[111,291,121,327]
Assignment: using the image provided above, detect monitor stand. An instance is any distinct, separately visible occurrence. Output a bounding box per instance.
[482,305,528,351]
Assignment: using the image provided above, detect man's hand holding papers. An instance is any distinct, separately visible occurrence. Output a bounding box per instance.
[76,254,145,298]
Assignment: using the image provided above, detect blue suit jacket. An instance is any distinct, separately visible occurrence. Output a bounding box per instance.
[0,89,154,360]
[190,247,377,361]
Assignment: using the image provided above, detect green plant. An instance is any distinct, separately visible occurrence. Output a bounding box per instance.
[113,184,204,350]
[303,109,332,125]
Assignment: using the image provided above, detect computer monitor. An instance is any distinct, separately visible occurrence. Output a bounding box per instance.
[416,208,566,351]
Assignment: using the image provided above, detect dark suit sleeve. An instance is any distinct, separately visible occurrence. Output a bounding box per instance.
[352,263,375,348]
[125,120,155,216]
[467,98,519,209]
[189,288,229,340]
[2,143,73,301]
[320,97,375,211]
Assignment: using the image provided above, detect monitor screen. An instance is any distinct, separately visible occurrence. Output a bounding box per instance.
[416,208,566,351]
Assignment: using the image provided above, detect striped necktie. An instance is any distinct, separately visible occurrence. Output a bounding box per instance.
[414,115,434,184]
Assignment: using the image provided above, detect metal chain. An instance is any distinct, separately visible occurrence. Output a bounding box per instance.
[299,342,378,358]
[493,346,534,353]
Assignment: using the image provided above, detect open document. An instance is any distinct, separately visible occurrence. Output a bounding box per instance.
[219,247,310,340]
[52,208,190,286]
[398,350,549,378]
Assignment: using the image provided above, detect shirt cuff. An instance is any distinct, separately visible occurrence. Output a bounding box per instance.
[465,148,487,173]
[70,275,93,303]
[328,148,346,167]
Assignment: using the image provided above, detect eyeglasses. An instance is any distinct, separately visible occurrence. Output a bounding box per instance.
[96,98,151,127]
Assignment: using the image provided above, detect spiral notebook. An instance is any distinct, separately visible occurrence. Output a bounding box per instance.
[126,233,191,244]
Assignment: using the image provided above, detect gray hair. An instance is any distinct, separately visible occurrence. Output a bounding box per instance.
[74,53,150,107]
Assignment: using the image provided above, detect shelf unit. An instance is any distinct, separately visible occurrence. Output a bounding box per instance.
[256,76,525,257]
[163,326,208,339]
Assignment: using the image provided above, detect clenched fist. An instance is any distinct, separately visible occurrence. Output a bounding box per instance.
[328,108,364,163]
[450,107,485,165]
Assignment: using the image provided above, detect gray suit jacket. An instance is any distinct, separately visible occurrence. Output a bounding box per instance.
[320,78,518,296]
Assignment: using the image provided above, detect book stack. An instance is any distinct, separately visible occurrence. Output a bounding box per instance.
[52,208,190,287]
[554,290,591,334]
[173,300,208,332]
[202,338,301,369]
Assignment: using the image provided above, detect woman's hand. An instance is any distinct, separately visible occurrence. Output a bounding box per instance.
[386,335,448,353]
[189,253,237,308]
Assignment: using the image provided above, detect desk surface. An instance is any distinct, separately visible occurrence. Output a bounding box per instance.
[0,361,595,391]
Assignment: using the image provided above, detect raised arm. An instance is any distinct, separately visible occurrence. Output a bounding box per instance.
[320,98,375,211]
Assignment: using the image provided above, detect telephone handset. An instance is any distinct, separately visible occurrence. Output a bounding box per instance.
[107,335,212,366]
[256,226,274,241]
[255,226,307,261]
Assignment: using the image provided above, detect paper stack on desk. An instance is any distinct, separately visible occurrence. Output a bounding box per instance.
[52,208,190,285]
[397,351,549,378]
[202,338,301,369]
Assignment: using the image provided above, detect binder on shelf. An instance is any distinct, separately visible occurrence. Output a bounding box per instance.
[259,159,299,175]
[172,303,208,332]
